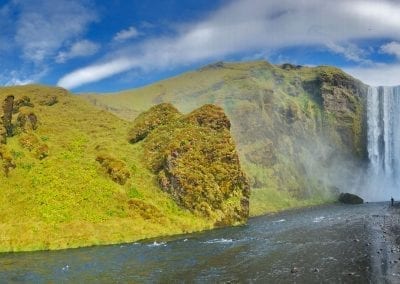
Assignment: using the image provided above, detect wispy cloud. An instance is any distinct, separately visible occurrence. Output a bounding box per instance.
[380,41,400,59]
[345,63,400,87]
[58,0,400,89]
[14,0,97,63]
[113,26,140,42]
[56,40,99,63]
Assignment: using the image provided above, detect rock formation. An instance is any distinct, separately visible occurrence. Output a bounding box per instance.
[1,95,14,138]
[339,193,364,204]
[129,103,250,225]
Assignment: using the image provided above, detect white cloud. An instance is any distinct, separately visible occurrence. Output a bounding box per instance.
[380,41,400,59]
[58,0,400,89]
[1,69,48,86]
[325,42,371,63]
[56,40,99,63]
[113,26,139,42]
[345,64,400,87]
[13,0,97,62]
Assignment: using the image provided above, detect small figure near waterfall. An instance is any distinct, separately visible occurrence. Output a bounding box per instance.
[391,197,394,206]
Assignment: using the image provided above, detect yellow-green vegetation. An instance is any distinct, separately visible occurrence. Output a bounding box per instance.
[129,103,249,226]
[0,85,226,252]
[84,61,368,216]
[128,103,181,143]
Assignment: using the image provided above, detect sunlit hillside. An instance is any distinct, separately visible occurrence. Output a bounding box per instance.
[0,85,219,252]
[84,61,368,215]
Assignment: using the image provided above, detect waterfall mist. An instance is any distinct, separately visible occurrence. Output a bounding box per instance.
[363,86,400,201]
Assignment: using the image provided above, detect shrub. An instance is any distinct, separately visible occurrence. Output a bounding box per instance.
[96,153,131,185]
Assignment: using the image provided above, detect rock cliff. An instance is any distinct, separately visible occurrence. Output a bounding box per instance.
[129,103,250,225]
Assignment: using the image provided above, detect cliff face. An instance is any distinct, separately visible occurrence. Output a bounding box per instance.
[85,61,368,215]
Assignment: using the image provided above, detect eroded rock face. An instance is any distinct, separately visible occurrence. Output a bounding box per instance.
[16,107,38,132]
[130,103,250,225]
[303,71,368,157]
[2,95,14,137]
[13,96,34,113]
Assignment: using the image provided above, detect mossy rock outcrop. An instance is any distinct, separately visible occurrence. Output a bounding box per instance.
[96,153,131,185]
[128,103,181,143]
[129,103,250,225]
[16,107,38,132]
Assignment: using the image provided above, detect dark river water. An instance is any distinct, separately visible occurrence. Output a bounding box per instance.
[0,203,392,283]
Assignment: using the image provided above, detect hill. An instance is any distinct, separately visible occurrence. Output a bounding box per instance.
[0,85,248,252]
[84,61,368,215]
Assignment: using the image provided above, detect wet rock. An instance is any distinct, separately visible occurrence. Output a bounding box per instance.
[338,193,364,204]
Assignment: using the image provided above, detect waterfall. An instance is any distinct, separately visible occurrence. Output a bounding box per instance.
[367,86,400,199]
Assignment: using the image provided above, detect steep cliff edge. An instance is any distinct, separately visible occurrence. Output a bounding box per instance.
[84,61,368,215]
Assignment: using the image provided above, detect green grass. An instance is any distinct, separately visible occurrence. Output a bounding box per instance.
[0,85,213,252]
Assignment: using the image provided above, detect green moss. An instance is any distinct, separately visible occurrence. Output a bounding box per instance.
[131,103,250,225]
[127,103,181,143]
[96,152,131,185]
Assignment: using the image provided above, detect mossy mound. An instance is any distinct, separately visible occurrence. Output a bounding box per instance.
[128,103,181,143]
[96,152,131,185]
[130,103,250,225]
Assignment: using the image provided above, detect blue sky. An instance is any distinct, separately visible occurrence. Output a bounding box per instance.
[2,0,400,93]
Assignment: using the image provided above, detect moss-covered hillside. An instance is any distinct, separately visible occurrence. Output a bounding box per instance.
[84,61,368,215]
[0,85,247,252]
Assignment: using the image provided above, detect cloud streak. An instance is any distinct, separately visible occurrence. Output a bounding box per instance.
[113,26,140,42]
[58,0,400,89]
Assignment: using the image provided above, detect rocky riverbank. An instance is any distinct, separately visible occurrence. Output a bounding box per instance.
[369,202,400,283]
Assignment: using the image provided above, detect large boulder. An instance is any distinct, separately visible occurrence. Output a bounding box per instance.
[339,193,364,204]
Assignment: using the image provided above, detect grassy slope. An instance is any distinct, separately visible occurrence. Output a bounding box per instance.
[0,85,213,252]
[84,61,366,216]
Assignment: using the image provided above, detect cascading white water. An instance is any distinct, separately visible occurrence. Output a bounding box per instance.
[367,86,400,200]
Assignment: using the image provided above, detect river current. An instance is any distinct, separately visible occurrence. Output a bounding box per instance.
[0,202,392,283]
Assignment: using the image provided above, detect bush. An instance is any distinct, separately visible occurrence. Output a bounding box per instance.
[96,153,131,185]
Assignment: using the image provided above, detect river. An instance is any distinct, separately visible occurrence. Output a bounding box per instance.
[0,202,396,283]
